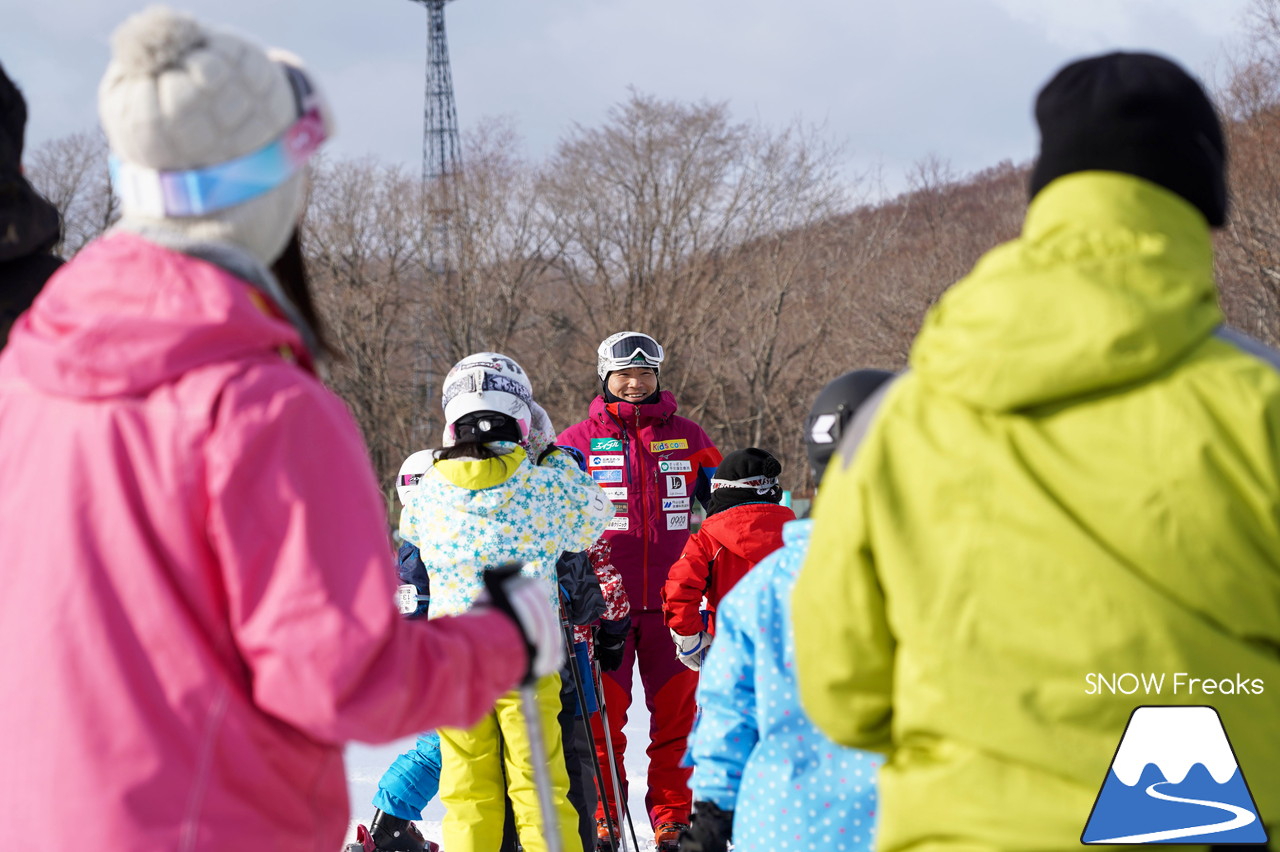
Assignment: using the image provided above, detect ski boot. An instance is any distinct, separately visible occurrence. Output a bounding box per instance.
[347,809,437,852]
[653,822,688,852]
[595,816,617,852]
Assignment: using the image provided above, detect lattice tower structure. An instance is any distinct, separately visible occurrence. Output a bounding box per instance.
[409,0,462,272]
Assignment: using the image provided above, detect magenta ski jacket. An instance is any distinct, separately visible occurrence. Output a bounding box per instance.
[0,232,525,852]
[557,392,722,611]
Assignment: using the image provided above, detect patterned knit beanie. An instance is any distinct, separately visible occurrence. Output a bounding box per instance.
[98,6,330,264]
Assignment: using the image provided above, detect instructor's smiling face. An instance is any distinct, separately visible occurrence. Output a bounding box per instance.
[607,368,658,402]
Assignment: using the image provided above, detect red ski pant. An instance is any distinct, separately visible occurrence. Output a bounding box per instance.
[592,609,698,829]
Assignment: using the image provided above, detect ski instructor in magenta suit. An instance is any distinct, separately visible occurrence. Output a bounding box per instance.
[557,331,722,850]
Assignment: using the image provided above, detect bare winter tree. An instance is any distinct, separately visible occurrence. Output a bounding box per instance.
[430,118,559,369]
[25,130,117,256]
[1217,0,1280,344]
[304,156,435,495]
[535,90,854,447]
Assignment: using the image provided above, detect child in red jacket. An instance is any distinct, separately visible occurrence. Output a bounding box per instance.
[662,448,795,670]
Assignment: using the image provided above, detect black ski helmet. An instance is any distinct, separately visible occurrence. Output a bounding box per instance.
[804,369,894,485]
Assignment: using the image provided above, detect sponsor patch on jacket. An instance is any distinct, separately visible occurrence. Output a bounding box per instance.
[591,438,624,451]
[661,497,690,512]
[666,512,689,531]
[612,502,628,514]
[592,469,623,483]
[607,516,630,531]
[589,454,624,467]
[658,459,692,473]
[603,487,628,500]
[650,439,689,453]
[587,492,613,520]
[665,474,688,497]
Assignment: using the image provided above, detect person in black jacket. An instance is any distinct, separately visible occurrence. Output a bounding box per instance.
[0,62,62,350]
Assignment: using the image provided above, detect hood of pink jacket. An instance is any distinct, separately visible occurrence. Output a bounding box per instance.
[7,231,307,398]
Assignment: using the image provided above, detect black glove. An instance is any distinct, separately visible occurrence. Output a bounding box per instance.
[594,620,629,672]
[678,801,733,852]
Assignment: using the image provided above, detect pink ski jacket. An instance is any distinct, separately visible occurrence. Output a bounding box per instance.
[0,232,524,852]
[557,392,721,611]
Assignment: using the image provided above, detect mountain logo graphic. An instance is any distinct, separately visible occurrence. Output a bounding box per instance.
[1082,705,1269,845]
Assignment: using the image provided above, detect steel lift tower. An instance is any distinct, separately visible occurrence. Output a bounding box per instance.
[408,0,462,271]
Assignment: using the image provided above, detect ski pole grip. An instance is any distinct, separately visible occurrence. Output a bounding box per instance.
[482,561,555,685]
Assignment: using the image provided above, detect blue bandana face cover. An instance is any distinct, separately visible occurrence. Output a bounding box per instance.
[109,52,333,218]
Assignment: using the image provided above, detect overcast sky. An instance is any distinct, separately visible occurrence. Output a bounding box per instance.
[2,0,1255,198]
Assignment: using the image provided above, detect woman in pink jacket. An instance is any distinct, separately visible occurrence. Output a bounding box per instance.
[0,9,558,852]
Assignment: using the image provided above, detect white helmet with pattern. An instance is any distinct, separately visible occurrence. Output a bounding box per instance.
[441,352,533,440]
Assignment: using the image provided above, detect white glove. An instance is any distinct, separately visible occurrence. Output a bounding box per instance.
[481,567,565,683]
[526,400,557,462]
[671,628,712,672]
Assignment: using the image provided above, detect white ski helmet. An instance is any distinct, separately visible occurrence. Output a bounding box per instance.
[396,449,434,505]
[596,331,664,381]
[441,352,533,440]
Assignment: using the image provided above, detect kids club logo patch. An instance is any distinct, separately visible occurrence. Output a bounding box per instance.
[1082,706,1268,845]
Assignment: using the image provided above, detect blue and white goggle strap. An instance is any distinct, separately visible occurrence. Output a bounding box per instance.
[109,49,333,219]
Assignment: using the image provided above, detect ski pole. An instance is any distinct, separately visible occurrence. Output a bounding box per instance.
[594,659,640,852]
[485,563,563,852]
[559,602,620,852]
[518,683,562,852]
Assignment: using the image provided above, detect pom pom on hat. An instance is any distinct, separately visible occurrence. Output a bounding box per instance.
[97,5,316,264]
[100,6,295,171]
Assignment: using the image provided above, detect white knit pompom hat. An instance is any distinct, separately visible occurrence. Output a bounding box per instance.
[98,6,318,266]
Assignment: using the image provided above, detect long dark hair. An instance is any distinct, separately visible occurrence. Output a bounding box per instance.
[271,227,337,360]
[435,442,506,461]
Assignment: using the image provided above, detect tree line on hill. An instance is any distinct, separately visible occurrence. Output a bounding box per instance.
[25,0,1280,506]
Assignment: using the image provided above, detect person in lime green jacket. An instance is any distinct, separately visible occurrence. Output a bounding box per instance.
[793,51,1280,852]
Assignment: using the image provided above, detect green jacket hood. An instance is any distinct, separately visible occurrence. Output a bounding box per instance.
[911,172,1222,411]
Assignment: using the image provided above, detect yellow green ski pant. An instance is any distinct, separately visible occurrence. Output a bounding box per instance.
[439,673,581,852]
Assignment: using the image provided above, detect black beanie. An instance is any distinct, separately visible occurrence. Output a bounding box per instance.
[1028,51,1227,227]
[708,448,783,515]
[0,63,28,174]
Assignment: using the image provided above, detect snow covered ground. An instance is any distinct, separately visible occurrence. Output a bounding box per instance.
[342,664,657,851]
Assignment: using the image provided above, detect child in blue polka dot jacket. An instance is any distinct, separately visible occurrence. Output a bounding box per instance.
[678,369,894,852]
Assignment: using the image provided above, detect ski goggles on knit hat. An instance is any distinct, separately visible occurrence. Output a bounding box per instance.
[710,474,779,494]
[109,52,332,218]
